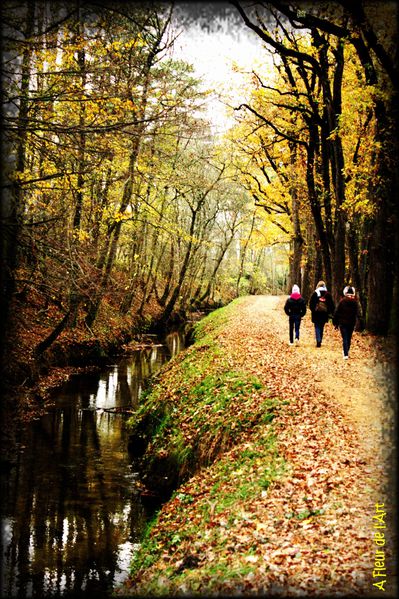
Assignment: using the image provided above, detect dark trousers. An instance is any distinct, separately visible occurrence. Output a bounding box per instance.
[339,324,354,356]
[289,315,301,343]
[314,321,326,344]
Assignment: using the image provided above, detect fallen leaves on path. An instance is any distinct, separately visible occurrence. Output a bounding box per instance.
[123,295,396,597]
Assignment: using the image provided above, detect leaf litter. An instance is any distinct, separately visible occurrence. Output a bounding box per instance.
[120,295,396,597]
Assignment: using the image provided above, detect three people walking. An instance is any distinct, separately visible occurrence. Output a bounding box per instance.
[284,284,307,345]
[309,281,335,347]
[284,280,360,359]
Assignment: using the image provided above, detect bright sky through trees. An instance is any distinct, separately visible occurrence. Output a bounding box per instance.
[169,7,266,134]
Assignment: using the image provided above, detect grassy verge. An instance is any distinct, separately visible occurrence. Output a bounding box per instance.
[124,298,287,595]
[127,299,280,488]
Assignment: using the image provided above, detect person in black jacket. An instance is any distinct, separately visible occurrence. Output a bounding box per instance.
[284,284,307,345]
[309,280,335,347]
[333,286,360,359]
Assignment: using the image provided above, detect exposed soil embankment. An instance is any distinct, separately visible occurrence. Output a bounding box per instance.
[122,295,396,597]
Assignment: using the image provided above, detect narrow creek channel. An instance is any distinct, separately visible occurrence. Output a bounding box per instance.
[1,329,186,598]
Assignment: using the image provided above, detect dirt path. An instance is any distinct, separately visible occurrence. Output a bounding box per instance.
[218,295,397,595]
[252,295,396,468]
[125,294,397,597]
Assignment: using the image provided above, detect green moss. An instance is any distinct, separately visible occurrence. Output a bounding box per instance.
[129,426,286,592]
[126,297,288,595]
[127,299,275,478]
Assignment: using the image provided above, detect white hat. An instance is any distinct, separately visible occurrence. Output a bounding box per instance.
[343,286,355,296]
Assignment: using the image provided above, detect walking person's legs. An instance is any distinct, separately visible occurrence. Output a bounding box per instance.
[340,324,350,358]
[340,324,354,358]
[314,322,322,347]
[289,317,294,345]
[294,315,301,342]
[347,325,354,354]
[314,322,320,347]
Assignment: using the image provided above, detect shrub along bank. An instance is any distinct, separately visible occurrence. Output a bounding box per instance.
[124,298,288,595]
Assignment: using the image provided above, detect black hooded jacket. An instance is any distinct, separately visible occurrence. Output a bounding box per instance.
[284,294,307,317]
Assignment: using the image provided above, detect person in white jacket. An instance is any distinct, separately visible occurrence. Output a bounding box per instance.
[308,281,335,347]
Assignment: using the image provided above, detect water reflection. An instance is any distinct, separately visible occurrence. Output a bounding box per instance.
[1,331,184,598]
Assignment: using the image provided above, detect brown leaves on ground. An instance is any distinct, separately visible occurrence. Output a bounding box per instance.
[123,295,396,597]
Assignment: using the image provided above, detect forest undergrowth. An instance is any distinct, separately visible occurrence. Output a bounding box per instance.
[119,295,397,597]
[1,287,169,468]
[3,285,170,421]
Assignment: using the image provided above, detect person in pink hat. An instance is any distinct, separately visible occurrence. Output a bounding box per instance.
[284,284,307,346]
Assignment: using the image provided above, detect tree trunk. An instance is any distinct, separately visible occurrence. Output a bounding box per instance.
[1,3,35,385]
[347,222,366,316]
[69,25,86,328]
[366,101,397,334]
[158,242,175,307]
[34,311,71,356]
[306,125,332,288]
[367,198,396,334]
[189,259,208,306]
[198,221,237,304]
[236,211,256,296]
[160,209,199,323]
[85,44,156,328]
[332,214,346,302]
[288,151,303,290]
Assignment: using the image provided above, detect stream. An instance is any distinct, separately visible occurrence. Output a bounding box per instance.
[0,329,186,598]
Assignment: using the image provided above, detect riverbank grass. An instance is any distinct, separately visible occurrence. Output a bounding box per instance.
[128,420,286,595]
[128,298,281,481]
[125,298,287,594]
